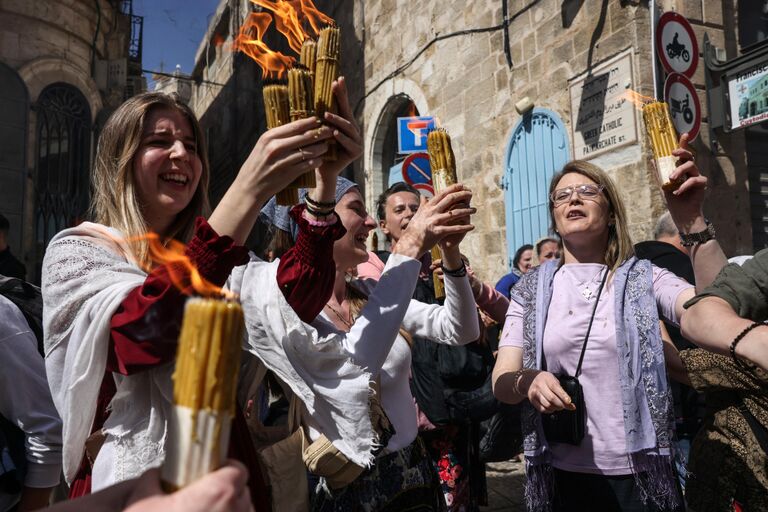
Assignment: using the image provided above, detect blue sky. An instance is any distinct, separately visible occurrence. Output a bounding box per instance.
[133,0,221,86]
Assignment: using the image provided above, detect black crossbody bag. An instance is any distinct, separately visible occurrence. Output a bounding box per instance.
[541,268,608,446]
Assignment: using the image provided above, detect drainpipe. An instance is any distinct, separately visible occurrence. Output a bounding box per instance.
[650,0,659,99]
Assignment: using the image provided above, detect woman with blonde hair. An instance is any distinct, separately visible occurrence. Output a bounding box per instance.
[41,79,370,499]
[492,137,727,511]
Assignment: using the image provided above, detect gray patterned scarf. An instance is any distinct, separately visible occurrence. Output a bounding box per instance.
[512,258,681,511]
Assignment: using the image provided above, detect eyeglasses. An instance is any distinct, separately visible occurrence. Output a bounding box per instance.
[550,183,605,206]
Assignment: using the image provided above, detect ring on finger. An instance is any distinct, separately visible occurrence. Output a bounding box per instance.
[298,148,306,161]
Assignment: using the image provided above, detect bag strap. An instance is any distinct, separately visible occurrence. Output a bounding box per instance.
[574,268,609,378]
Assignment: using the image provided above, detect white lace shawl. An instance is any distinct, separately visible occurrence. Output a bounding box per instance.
[42,223,381,486]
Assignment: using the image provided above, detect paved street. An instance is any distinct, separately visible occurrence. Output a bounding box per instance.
[481,459,526,511]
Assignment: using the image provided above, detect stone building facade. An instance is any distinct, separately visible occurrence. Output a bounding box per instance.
[190,0,763,282]
[359,0,757,282]
[0,0,144,282]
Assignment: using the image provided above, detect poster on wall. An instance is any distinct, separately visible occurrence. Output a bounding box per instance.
[569,49,638,160]
[726,62,768,130]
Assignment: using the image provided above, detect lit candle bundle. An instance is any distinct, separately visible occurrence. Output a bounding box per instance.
[161,297,245,490]
[641,101,685,191]
[426,128,458,300]
[300,38,317,79]
[314,26,340,162]
[263,83,290,129]
[274,66,318,205]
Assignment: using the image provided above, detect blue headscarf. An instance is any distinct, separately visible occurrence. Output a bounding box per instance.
[260,176,358,241]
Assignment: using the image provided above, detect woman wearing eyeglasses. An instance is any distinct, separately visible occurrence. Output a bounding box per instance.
[492,135,728,512]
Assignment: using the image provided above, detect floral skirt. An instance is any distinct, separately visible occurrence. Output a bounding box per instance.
[310,438,446,512]
[422,423,486,512]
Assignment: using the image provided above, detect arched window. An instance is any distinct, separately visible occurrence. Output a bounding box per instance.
[0,63,28,258]
[502,109,570,269]
[34,83,91,282]
[35,83,91,246]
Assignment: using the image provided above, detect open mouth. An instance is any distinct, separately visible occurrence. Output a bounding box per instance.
[567,210,586,219]
[354,233,367,245]
[160,172,190,185]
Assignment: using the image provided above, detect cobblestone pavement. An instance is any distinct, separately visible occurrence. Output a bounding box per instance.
[480,459,526,511]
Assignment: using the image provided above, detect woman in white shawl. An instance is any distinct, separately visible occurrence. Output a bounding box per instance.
[260,178,480,511]
[42,82,368,495]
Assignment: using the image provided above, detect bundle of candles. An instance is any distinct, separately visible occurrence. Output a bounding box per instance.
[161,297,245,490]
[641,101,685,191]
[263,25,340,206]
[426,128,458,300]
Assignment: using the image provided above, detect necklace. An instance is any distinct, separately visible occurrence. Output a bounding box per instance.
[579,267,606,300]
[325,302,353,329]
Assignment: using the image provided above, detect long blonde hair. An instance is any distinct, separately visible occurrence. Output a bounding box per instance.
[548,160,634,272]
[89,92,211,266]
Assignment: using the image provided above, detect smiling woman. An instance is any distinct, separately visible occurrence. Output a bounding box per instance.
[39,83,369,504]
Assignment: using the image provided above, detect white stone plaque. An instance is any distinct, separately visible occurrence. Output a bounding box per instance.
[569,50,637,159]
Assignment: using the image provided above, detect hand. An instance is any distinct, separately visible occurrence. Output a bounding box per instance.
[124,462,253,512]
[665,133,708,233]
[393,184,475,259]
[316,76,363,184]
[525,371,576,414]
[237,117,334,205]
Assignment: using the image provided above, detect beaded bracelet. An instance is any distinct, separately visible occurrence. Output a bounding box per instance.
[305,204,335,218]
[305,195,336,209]
[730,321,764,371]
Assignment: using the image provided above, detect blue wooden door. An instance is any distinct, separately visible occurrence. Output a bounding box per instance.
[502,109,570,269]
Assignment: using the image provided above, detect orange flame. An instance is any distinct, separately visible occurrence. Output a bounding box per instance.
[623,89,657,110]
[235,0,335,79]
[234,12,296,79]
[213,33,225,47]
[253,0,305,53]
[299,0,334,36]
[127,233,233,298]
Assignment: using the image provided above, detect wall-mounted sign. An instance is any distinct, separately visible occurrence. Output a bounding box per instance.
[397,116,436,153]
[401,152,432,189]
[726,62,768,130]
[569,49,638,159]
[664,73,701,141]
[656,12,699,78]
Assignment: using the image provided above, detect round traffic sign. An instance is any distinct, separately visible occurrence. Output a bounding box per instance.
[401,152,432,186]
[664,72,701,141]
[413,183,434,197]
[656,12,699,78]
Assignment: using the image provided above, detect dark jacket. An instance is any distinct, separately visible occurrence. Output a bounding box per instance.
[0,248,25,281]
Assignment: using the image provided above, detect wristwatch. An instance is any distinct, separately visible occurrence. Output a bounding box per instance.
[679,220,716,247]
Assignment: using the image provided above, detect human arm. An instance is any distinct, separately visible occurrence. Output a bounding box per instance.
[109,212,342,374]
[665,133,728,319]
[431,260,510,323]
[45,461,253,512]
[682,296,768,371]
[0,300,62,509]
[680,250,768,370]
[490,299,574,411]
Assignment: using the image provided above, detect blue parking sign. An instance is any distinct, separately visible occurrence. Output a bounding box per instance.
[397,116,435,154]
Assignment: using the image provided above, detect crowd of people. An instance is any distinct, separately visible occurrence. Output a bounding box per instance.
[0,79,766,512]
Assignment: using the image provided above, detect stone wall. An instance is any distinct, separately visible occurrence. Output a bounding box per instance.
[360,0,748,283]
[0,0,134,280]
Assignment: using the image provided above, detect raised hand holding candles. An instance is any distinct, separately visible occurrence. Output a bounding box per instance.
[426,128,459,300]
[642,101,685,191]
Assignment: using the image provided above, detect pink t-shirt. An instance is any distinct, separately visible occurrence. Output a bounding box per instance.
[499,263,692,475]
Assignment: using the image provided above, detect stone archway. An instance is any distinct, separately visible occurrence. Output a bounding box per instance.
[362,78,429,245]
